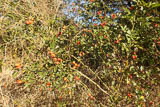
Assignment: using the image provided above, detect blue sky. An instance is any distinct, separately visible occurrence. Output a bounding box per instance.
[62,0,122,25]
[63,0,89,23]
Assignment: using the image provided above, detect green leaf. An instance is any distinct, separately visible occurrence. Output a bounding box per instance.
[151,3,160,8]
[50,40,56,49]
[122,7,131,14]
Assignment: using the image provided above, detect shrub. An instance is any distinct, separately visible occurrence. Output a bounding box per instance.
[0,0,160,106]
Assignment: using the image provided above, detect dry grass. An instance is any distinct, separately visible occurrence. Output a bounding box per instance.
[0,0,64,106]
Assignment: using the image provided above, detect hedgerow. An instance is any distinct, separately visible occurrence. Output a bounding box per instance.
[0,0,160,106]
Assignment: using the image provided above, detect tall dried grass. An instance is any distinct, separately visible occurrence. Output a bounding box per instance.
[0,0,64,106]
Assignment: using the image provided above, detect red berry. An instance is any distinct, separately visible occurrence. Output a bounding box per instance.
[97,11,102,15]
[111,14,116,19]
[73,8,76,11]
[77,41,80,45]
[56,32,63,37]
[149,101,154,105]
[128,93,132,97]
[106,54,109,57]
[157,41,160,46]
[100,16,104,19]
[154,40,157,43]
[72,3,75,6]
[104,35,107,39]
[133,52,136,55]
[94,23,98,26]
[114,41,118,44]
[154,24,158,27]
[132,55,137,59]
[129,74,132,79]
[100,22,106,27]
[114,40,120,44]
[129,6,134,10]
[92,19,96,22]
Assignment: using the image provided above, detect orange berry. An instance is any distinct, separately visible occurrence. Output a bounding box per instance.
[53,58,58,62]
[76,64,80,68]
[114,40,120,44]
[40,87,42,92]
[104,35,107,39]
[79,51,85,56]
[16,80,23,84]
[46,82,51,87]
[57,58,62,62]
[90,96,95,100]
[48,51,53,55]
[88,93,91,97]
[88,93,95,100]
[72,65,76,69]
[59,96,63,99]
[63,26,66,30]
[15,64,21,69]
[3,83,7,88]
[72,3,75,6]
[157,41,160,45]
[82,33,86,36]
[50,53,56,58]
[72,61,76,65]
[88,30,92,32]
[75,24,78,27]
[54,61,60,65]
[25,20,33,25]
[100,16,104,19]
[97,11,102,15]
[49,88,52,91]
[74,76,80,80]
[74,63,78,67]
[63,77,68,82]
[39,81,43,84]
[69,90,72,95]
[111,14,116,19]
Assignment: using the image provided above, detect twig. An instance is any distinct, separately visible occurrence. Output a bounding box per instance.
[71,55,110,96]
[77,70,110,96]
[71,55,111,91]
